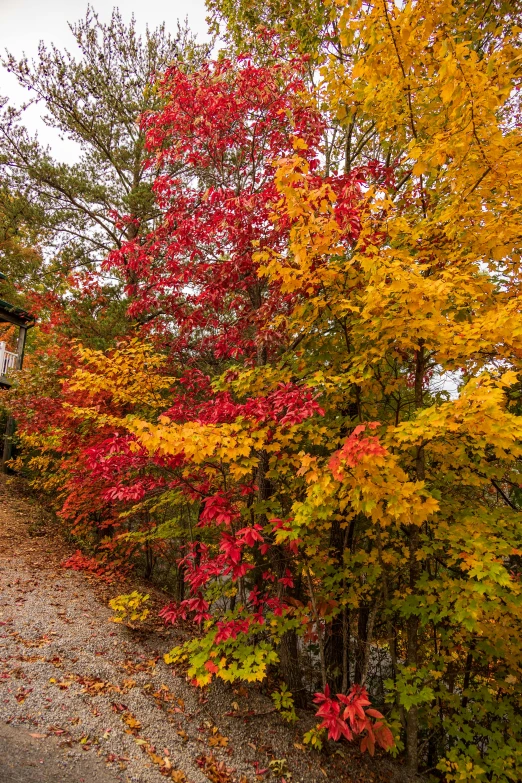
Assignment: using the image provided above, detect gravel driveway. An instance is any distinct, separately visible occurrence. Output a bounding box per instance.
[0,721,120,782]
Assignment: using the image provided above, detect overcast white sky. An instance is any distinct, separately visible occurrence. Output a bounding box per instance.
[0,0,211,157]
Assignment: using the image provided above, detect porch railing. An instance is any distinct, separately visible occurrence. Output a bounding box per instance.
[0,341,18,378]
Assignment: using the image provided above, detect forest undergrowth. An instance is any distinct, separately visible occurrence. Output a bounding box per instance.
[0,473,412,783]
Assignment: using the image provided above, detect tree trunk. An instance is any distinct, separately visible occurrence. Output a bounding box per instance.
[278,626,305,705]
[1,417,15,472]
[325,519,345,692]
[257,449,306,705]
[354,604,370,684]
[406,591,419,772]
[405,342,425,774]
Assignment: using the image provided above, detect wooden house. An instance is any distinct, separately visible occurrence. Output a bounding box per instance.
[0,271,34,387]
[0,271,35,468]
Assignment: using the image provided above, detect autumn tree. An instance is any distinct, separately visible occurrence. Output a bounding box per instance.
[0,7,209,347]
[250,0,522,777]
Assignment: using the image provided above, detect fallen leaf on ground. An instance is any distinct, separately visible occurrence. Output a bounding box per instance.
[197,753,234,783]
[122,711,141,732]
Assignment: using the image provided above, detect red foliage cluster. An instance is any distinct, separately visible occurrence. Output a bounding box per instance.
[164,384,324,427]
[314,685,394,754]
[108,58,325,366]
[61,550,117,583]
[329,422,386,478]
